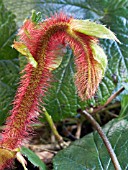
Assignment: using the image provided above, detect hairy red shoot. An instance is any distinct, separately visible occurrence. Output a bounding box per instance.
[0,12,118,169]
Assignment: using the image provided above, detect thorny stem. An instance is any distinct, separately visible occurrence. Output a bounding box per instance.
[82,110,122,170]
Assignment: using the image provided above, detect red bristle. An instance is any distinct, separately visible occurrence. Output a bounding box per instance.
[18,13,70,61]
[73,32,102,99]
[0,14,71,151]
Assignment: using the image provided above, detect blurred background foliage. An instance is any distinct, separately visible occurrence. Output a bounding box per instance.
[0,0,128,169]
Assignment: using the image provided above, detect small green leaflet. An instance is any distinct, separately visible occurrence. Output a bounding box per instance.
[71,19,120,43]
[91,43,108,75]
[13,42,37,68]
[21,147,47,170]
[31,10,43,24]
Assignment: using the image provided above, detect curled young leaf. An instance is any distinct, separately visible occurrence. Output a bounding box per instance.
[70,19,120,43]
[91,42,108,75]
[13,42,38,68]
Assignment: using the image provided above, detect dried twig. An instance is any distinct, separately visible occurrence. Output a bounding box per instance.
[75,122,82,139]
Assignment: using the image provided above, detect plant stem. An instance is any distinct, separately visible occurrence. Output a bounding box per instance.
[104,87,124,107]
[95,102,120,115]
[92,86,124,114]
[105,110,119,118]
[75,122,82,139]
[42,108,63,143]
[82,110,122,170]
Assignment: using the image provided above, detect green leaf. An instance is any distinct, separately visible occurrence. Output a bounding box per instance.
[71,19,120,43]
[53,119,128,170]
[0,0,19,125]
[0,1,18,60]
[101,8,128,84]
[13,42,38,68]
[0,59,19,124]
[91,43,108,75]
[21,147,47,170]
[119,95,128,118]
[43,49,77,121]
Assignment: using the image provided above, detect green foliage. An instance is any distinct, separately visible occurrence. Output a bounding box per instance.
[119,95,128,119]
[53,119,128,170]
[0,0,17,59]
[101,3,128,83]
[21,147,47,170]
[43,50,78,121]
[4,0,35,26]
[0,0,19,125]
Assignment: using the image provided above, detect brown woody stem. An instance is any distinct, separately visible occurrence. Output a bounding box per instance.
[104,87,124,107]
[82,110,121,170]
[92,87,124,114]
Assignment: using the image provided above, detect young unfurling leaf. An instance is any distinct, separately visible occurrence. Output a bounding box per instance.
[70,19,120,43]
